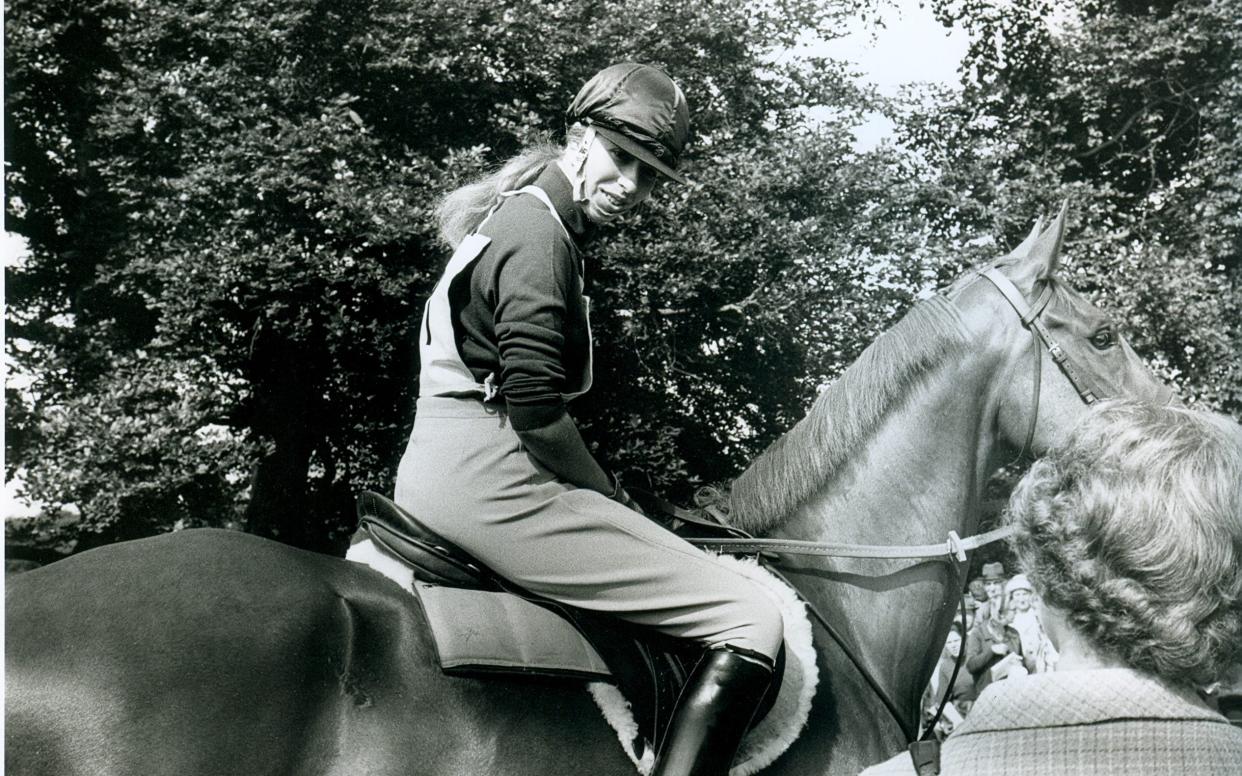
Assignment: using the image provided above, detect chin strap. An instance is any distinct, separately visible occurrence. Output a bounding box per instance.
[568,126,595,204]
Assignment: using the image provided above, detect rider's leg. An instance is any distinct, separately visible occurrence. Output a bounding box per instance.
[397,398,786,773]
[395,398,786,661]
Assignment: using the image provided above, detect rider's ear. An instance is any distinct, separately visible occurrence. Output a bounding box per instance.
[1009,200,1068,293]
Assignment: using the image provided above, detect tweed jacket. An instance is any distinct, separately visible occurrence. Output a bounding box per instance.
[859,667,1242,776]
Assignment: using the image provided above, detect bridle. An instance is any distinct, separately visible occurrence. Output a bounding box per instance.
[676,269,1122,754]
[978,268,1102,461]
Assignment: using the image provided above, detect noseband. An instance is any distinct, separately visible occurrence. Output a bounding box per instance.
[979,269,1101,461]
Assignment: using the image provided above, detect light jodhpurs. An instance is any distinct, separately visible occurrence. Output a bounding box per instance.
[394,396,785,661]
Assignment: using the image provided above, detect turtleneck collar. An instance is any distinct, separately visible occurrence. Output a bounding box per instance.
[533,164,591,245]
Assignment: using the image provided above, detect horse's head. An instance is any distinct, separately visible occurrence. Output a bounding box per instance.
[952,204,1173,460]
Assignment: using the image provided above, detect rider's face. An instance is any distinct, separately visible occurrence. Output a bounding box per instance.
[577,135,658,224]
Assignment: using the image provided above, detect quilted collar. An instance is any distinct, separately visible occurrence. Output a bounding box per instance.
[955,668,1224,735]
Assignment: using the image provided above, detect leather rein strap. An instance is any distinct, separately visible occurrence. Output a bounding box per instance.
[689,527,1012,561]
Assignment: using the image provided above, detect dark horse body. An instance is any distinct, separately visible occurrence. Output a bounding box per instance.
[7,215,1170,775]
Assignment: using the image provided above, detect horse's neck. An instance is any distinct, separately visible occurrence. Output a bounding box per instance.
[780,351,1005,546]
[774,347,1008,772]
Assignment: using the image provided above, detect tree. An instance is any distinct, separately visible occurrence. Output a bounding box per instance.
[13,0,1232,559]
[7,0,896,553]
[900,0,1241,417]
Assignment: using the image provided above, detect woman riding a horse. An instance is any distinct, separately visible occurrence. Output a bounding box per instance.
[395,62,784,775]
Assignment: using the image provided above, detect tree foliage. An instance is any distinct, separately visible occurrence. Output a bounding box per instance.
[7,0,1237,558]
[6,0,891,553]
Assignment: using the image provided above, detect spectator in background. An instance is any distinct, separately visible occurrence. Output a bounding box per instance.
[861,400,1242,775]
[960,594,978,634]
[976,562,1006,621]
[967,577,988,609]
[966,565,1024,693]
[922,623,977,740]
[1006,573,1056,673]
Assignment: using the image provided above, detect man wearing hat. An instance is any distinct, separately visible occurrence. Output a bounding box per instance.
[976,561,1006,620]
[396,62,781,775]
[966,562,1024,692]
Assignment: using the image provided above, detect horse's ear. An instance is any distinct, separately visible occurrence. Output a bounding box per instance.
[1010,200,1069,292]
[1004,217,1046,259]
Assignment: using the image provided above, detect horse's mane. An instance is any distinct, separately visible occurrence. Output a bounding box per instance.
[724,292,973,534]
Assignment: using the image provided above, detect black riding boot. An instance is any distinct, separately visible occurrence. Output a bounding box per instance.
[651,648,776,776]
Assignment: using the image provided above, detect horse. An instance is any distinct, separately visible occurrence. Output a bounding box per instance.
[6,209,1171,776]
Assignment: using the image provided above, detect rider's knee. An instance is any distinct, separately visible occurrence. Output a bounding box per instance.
[716,595,784,662]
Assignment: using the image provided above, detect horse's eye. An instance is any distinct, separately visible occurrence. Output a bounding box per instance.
[1090,329,1116,349]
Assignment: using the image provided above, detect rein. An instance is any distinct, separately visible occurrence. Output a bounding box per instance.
[650,492,1011,745]
[659,270,1111,759]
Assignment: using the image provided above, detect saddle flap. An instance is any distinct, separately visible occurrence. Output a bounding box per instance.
[415,582,612,679]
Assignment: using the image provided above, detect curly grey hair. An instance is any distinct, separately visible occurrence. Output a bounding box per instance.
[1006,399,1242,685]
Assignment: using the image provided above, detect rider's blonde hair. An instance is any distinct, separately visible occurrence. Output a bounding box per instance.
[435,124,588,248]
[1007,399,1242,685]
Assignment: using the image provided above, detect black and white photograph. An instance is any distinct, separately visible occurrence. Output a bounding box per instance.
[5,1,1241,774]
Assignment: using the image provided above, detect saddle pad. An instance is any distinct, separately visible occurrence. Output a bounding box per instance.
[347,536,611,678]
[416,582,612,678]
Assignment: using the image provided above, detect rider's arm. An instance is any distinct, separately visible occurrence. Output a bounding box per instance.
[491,216,613,497]
[514,413,613,495]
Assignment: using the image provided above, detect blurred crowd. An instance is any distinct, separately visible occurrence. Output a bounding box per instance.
[920,563,1057,740]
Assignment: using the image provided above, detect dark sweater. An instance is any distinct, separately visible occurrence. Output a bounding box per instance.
[447,164,593,431]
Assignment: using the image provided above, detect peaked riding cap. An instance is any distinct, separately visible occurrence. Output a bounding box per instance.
[566,62,690,184]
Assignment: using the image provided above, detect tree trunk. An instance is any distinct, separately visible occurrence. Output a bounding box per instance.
[243,324,330,552]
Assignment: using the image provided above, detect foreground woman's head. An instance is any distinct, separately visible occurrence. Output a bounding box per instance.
[1007,400,1242,685]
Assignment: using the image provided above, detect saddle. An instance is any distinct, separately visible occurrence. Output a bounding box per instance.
[352,491,785,760]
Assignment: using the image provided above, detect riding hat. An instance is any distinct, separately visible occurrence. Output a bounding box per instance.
[566,62,690,184]
[980,562,1007,582]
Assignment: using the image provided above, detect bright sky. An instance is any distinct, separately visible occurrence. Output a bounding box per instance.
[813,0,971,148]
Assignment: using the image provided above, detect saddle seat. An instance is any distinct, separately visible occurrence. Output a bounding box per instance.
[354,490,500,592]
